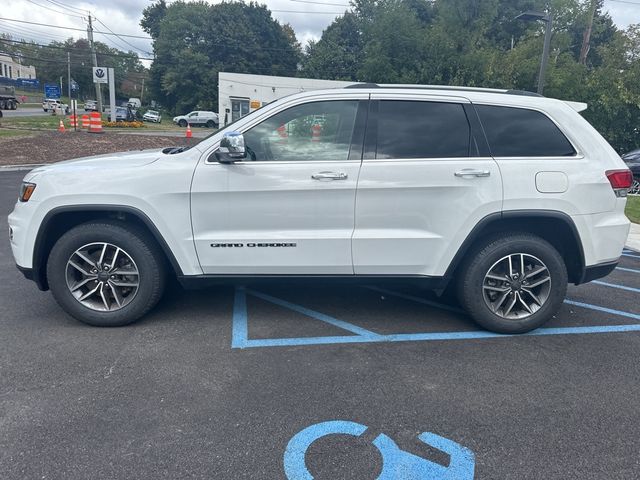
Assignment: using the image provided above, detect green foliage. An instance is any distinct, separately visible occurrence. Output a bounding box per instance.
[144,1,299,114]
[302,0,640,153]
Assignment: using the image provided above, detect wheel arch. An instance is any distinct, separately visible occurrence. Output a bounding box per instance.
[445,210,586,286]
[32,205,183,291]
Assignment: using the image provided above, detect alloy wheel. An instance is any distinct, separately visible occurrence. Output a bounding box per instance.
[65,242,139,312]
[482,253,551,320]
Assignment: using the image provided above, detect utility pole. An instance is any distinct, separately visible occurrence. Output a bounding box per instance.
[140,77,145,103]
[580,0,598,65]
[67,51,71,101]
[87,15,102,113]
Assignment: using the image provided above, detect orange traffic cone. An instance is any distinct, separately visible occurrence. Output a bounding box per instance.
[185,123,192,139]
[58,119,65,132]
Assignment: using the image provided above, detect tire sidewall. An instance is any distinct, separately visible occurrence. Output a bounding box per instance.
[47,223,164,327]
[460,236,568,334]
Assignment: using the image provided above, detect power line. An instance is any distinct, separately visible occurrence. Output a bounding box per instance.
[605,0,640,4]
[0,17,153,39]
[24,0,85,19]
[289,0,349,6]
[42,0,89,15]
[94,17,152,55]
[0,21,71,42]
[0,38,154,61]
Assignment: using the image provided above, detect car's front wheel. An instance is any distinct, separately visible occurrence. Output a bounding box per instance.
[47,221,166,327]
[457,233,567,334]
[178,119,187,127]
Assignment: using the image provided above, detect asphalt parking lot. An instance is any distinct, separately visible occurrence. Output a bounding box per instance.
[1,169,640,479]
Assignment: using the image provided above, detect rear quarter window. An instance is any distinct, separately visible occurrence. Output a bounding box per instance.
[476,104,576,157]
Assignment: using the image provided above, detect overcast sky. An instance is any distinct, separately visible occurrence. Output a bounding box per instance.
[3,0,640,63]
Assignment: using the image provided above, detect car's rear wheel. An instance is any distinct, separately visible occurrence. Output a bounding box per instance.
[457,233,567,334]
[47,221,166,327]
[206,120,215,128]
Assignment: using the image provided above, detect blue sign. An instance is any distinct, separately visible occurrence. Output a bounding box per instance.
[284,420,475,479]
[17,78,39,88]
[44,83,61,99]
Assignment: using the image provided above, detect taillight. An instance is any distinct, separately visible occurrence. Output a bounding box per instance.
[606,169,633,197]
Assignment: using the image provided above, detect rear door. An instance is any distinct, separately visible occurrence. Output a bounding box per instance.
[353,94,503,276]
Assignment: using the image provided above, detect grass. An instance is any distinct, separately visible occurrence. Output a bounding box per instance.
[0,128,34,139]
[626,195,640,224]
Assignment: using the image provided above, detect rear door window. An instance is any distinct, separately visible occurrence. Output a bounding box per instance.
[475,104,576,157]
[376,101,471,159]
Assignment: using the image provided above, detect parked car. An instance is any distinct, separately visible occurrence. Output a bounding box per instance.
[622,149,640,194]
[9,84,632,332]
[42,98,69,114]
[84,100,98,112]
[142,110,162,123]
[173,111,218,128]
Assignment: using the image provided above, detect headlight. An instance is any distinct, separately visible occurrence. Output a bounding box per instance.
[19,182,36,202]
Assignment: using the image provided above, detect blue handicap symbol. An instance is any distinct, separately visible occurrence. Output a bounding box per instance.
[284,420,475,479]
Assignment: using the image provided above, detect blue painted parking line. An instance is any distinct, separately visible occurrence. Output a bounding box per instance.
[616,267,640,274]
[232,286,640,349]
[592,280,640,293]
[247,289,380,337]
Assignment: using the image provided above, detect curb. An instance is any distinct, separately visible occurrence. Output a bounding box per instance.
[0,164,46,172]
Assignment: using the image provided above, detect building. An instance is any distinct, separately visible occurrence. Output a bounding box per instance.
[218,72,355,127]
[0,54,37,81]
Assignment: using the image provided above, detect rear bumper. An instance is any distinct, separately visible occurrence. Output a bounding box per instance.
[578,260,618,284]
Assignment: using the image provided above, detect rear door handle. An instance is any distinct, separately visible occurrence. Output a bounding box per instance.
[312,171,348,181]
[454,169,491,178]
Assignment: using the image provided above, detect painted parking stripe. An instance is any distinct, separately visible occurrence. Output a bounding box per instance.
[231,287,640,349]
[592,280,640,293]
[238,324,640,349]
[246,289,380,337]
[231,287,249,349]
[616,267,640,274]
[622,253,640,259]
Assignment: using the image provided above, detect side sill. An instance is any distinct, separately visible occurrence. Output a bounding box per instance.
[176,274,449,290]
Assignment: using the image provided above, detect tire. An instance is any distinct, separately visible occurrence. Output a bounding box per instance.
[457,233,567,334]
[46,221,166,327]
[206,120,215,128]
[178,119,187,127]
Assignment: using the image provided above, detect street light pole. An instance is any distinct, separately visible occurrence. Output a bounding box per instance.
[516,10,553,95]
[537,14,552,95]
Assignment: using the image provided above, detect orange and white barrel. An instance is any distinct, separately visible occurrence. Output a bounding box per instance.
[69,115,77,128]
[81,114,90,129]
[311,124,321,142]
[88,112,103,134]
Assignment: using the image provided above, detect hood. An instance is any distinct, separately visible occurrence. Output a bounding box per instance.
[25,148,164,181]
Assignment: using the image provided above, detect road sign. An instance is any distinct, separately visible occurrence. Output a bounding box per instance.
[70,80,79,91]
[44,83,61,99]
[93,67,108,84]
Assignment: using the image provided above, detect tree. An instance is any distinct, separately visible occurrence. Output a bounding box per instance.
[300,13,362,81]
[145,1,300,113]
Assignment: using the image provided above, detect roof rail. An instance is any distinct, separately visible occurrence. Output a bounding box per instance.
[344,83,543,97]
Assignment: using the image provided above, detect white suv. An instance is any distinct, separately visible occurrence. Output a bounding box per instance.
[8,85,632,333]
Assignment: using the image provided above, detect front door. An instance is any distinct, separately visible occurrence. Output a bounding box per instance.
[231,98,250,122]
[353,95,503,276]
[191,97,368,275]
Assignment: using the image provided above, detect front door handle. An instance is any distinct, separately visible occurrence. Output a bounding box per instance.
[454,169,491,178]
[312,171,348,181]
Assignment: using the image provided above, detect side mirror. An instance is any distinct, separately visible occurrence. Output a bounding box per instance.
[215,131,246,164]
